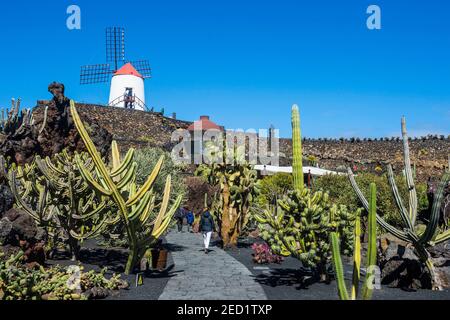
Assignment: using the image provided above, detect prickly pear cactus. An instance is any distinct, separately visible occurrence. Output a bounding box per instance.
[195,145,260,248]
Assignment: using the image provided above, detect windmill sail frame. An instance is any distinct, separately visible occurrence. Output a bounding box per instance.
[80,64,112,85]
[106,27,125,71]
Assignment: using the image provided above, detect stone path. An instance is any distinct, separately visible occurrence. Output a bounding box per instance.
[159,230,267,300]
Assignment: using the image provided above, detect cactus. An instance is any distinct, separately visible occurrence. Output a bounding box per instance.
[0,98,47,136]
[291,104,304,191]
[70,100,182,274]
[5,150,112,260]
[254,105,358,281]
[254,188,358,281]
[330,183,377,300]
[195,147,260,248]
[0,251,127,300]
[348,117,450,290]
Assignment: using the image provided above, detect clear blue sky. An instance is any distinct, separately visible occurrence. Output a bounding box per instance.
[1,0,449,138]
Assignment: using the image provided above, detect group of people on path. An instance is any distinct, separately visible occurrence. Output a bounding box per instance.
[174,206,216,254]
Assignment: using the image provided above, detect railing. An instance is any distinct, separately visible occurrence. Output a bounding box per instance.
[108,94,150,112]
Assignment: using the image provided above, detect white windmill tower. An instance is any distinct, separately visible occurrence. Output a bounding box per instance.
[80,27,152,111]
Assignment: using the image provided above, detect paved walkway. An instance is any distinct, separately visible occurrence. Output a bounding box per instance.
[159,230,267,300]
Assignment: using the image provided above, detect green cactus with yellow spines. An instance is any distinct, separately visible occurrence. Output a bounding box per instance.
[330,182,377,300]
[254,105,358,281]
[6,150,112,260]
[348,117,450,290]
[291,104,304,191]
[70,100,182,274]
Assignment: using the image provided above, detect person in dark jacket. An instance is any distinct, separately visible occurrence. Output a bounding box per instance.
[174,207,185,232]
[199,208,216,254]
[185,208,195,233]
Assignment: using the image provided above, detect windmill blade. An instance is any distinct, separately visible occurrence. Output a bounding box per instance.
[80,64,112,84]
[106,27,125,70]
[127,60,152,79]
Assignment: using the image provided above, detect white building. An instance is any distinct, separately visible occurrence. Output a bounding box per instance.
[108,63,146,111]
[253,165,345,177]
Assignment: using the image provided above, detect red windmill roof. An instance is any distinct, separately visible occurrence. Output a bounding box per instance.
[114,63,143,78]
[187,116,223,131]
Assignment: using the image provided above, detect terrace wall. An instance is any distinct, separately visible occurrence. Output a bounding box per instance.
[33,103,449,181]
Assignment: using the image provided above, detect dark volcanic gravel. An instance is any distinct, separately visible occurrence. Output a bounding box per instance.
[226,237,450,300]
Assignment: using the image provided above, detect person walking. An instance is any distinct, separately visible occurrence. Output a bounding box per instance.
[199,207,216,254]
[185,208,195,233]
[174,207,185,232]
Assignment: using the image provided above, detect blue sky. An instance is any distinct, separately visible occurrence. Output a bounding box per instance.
[0,0,449,138]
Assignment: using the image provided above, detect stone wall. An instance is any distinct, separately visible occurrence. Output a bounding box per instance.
[33,103,449,181]
[34,102,191,152]
[279,137,449,181]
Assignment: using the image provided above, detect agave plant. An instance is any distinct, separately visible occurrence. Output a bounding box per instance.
[348,117,450,290]
[70,100,182,274]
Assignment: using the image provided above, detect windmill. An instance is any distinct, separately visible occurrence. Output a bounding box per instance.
[80,27,152,111]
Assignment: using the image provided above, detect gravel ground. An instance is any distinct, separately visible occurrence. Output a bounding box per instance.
[227,238,450,300]
[46,238,175,300]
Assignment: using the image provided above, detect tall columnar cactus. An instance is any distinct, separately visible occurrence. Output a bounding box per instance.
[348,117,450,290]
[0,98,47,135]
[331,183,377,300]
[291,104,304,191]
[6,151,112,260]
[70,100,182,274]
[253,104,358,281]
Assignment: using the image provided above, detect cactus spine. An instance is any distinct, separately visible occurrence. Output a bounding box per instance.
[331,182,377,300]
[70,100,182,274]
[348,117,450,290]
[291,104,304,191]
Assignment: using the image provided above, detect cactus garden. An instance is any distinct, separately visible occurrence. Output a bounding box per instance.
[1,85,448,301]
[1,2,450,306]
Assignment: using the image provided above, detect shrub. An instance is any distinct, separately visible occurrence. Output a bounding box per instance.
[184,176,218,215]
[134,147,187,203]
[314,172,429,229]
[256,173,293,206]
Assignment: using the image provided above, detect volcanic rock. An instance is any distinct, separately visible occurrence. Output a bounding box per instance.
[0,183,13,217]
